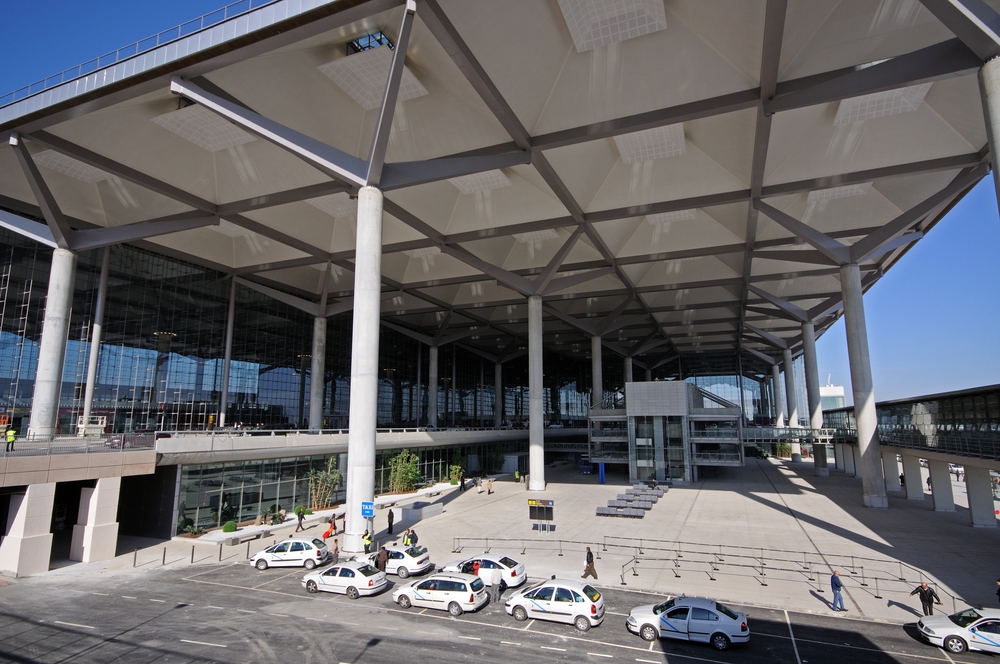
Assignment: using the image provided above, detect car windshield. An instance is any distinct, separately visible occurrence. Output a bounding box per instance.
[311,539,326,549]
[470,578,485,592]
[406,546,426,557]
[950,609,983,628]
[715,602,739,620]
[653,599,676,615]
[357,564,380,577]
[499,556,518,568]
[583,585,601,602]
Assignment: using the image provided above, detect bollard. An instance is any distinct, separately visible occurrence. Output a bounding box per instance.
[247,541,251,559]
[484,537,489,554]
[899,561,906,582]
[191,545,195,564]
[133,548,138,568]
[595,544,601,560]
[162,547,166,566]
[859,566,867,587]
[873,576,882,599]
[218,543,223,561]
[558,540,563,557]
[638,539,644,555]
[521,539,526,555]
[602,536,607,552]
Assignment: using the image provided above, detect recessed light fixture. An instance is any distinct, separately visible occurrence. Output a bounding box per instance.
[306,192,356,219]
[557,0,667,53]
[403,246,442,258]
[834,83,931,125]
[151,104,257,152]
[614,124,686,164]
[318,45,429,111]
[806,183,872,203]
[646,209,697,225]
[33,150,111,183]
[448,169,512,194]
[513,229,560,243]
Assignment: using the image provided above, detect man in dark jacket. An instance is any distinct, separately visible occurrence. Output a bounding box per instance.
[582,547,597,579]
[831,571,845,611]
[911,582,943,616]
[387,508,394,535]
[376,546,389,572]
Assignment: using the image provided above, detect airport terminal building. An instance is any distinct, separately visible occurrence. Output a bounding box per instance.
[2,0,1000,575]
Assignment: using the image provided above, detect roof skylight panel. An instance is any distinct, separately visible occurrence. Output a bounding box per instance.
[448,170,512,194]
[513,229,560,243]
[614,124,686,164]
[318,45,428,111]
[646,209,697,224]
[806,183,872,203]
[33,150,112,183]
[833,83,932,125]
[151,104,257,152]
[307,193,356,218]
[403,246,442,258]
[557,0,667,52]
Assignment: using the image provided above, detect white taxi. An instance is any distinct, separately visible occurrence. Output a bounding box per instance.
[919,607,1000,654]
[251,537,330,570]
[441,553,526,590]
[368,544,433,578]
[505,577,605,631]
[302,561,386,599]
[626,595,749,651]
[393,572,488,616]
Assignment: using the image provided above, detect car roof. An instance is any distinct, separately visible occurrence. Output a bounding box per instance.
[670,596,720,609]
[423,572,479,582]
[385,543,422,551]
[463,553,515,562]
[335,560,374,569]
[537,578,599,593]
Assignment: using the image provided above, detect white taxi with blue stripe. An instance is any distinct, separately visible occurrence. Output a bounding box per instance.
[919,608,1000,654]
[626,596,749,651]
[505,577,605,631]
[392,572,488,616]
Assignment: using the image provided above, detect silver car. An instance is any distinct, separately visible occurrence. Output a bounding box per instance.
[441,553,527,590]
[302,561,387,599]
[919,607,1000,654]
[626,596,749,651]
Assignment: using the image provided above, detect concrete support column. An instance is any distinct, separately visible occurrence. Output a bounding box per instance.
[801,322,827,476]
[82,246,110,426]
[645,369,652,382]
[882,450,901,491]
[591,336,603,407]
[965,465,997,527]
[841,262,888,508]
[344,186,383,553]
[772,364,786,427]
[927,459,955,512]
[28,249,77,438]
[844,446,857,476]
[979,58,1000,216]
[309,316,327,431]
[218,276,236,427]
[428,346,438,427]
[527,295,545,491]
[901,454,925,500]
[0,483,55,576]
[623,356,633,384]
[783,349,801,461]
[494,362,502,428]
[834,443,844,471]
[70,477,120,562]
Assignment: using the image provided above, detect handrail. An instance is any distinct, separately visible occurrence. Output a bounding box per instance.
[0,433,155,457]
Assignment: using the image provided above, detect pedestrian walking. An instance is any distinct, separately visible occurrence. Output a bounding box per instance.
[489,567,503,603]
[514,470,519,483]
[831,571,846,611]
[295,506,306,532]
[330,538,339,564]
[410,529,418,545]
[387,508,395,535]
[5,427,14,452]
[376,546,389,572]
[927,475,932,492]
[322,522,334,541]
[477,477,483,494]
[460,474,466,491]
[329,514,338,535]
[487,478,494,495]
[582,547,598,580]
[402,528,412,546]
[910,582,943,616]
[362,529,372,554]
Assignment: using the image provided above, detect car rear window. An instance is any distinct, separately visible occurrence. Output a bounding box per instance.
[357,564,380,577]
[499,556,518,568]
[715,603,738,620]
[311,538,326,548]
[583,585,601,602]
[406,546,426,557]
[470,578,485,592]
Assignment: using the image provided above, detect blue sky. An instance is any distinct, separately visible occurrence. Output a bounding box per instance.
[1,0,998,404]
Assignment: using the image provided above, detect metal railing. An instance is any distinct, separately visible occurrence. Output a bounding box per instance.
[161,425,583,438]
[0,0,281,108]
[690,452,742,464]
[876,430,1000,461]
[0,433,155,457]
[689,429,740,439]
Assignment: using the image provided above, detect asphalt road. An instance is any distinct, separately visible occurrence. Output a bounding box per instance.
[0,560,991,664]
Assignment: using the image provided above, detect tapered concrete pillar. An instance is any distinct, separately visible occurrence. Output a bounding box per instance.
[772,364,786,427]
[0,483,55,576]
[494,362,502,428]
[344,186,383,553]
[801,322,827,475]
[29,249,77,438]
[841,263,888,508]
[882,450,901,491]
[70,477,120,562]
[645,369,652,382]
[428,345,439,427]
[844,446,857,476]
[965,466,997,527]
[309,316,327,430]
[528,295,545,490]
[218,276,236,427]
[834,443,844,471]
[927,459,955,512]
[623,356,633,384]
[783,349,801,461]
[82,246,110,427]
[979,58,1000,216]
[901,454,925,500]
[591,336,603,408]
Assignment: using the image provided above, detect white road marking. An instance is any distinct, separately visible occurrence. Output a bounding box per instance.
[237,609,256,614]
[149,599,166,603]
[785,610,803,664]
[636,660,659,664]
[500,641,521,646]
[92,593,108,596]
[541,646,567,652]
[648,641,654,651]
[271,613,289,617]
[523,619,535,630]
[54,621,94,629]
[121,596,136,599]
[458,636,481,641]
[588,653,613,658]
[205,605,224,610]
[756,630,950,661]
[180,639,227,648]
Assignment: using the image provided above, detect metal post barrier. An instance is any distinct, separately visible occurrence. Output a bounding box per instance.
[759,564,767,587]
[859,566,867,587]
[595,544,601,560]
[521,539,526,555]
[162,547,166,565]
[873,576,882,599]
[558,540,563,557]
[484,537,490,554]
[191,545,195,564]
[671,559,680,578]
[899,561,905,581]
[218,543,223,561]
[247,541,251,559]
[133,549,138,567]
[602,535,607,552]
[638,538,644,555]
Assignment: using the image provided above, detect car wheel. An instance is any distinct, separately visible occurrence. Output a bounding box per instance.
[304,559,316,570]
[255,559,269,571]
[711,633,731,651]
[347,586,360,600]
[398,595,412,609]
[944,636,967,654]
[575,615,591,632]
[511,605,527,621]
[448,602,464,617]
[397,566,409,579]
[499,580,508,593]
[640,624,658,641]
[305,580,318,593]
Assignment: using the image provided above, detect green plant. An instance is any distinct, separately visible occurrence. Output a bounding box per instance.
[449,463,464,483]
[184,524,205,536]
[776,443,791,458]
[270,513,284,526]
[389,449,422,493]
[177,517,193,533]
[222,521,237,533]
[308,458,343,511]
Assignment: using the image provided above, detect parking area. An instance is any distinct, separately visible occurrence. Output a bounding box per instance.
[0,559,994,664]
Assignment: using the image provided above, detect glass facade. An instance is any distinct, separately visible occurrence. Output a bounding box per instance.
[823,385,1000,437]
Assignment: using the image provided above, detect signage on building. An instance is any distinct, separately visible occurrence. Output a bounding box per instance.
[361,501,374,518]
[528,499,553,521]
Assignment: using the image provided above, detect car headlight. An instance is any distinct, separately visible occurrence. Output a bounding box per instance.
[627,616,637,625]
[923,627,935,635]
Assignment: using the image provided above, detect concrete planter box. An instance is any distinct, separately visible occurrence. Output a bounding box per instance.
[401,501,442,523]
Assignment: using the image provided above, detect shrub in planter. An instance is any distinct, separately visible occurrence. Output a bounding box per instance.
[177,518,194,534]
[222,521,237,533]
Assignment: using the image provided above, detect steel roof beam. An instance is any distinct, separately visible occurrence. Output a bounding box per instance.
[0,208,57,248]
[743,324,789,350]
[743,346,777,365]
[918,0,1000,61]
[9,134,73,249]
[69,212,220,252]
[381,151,531,191]
[755,200,851,264]
[747,285,811,323]
[534,226,583,294]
